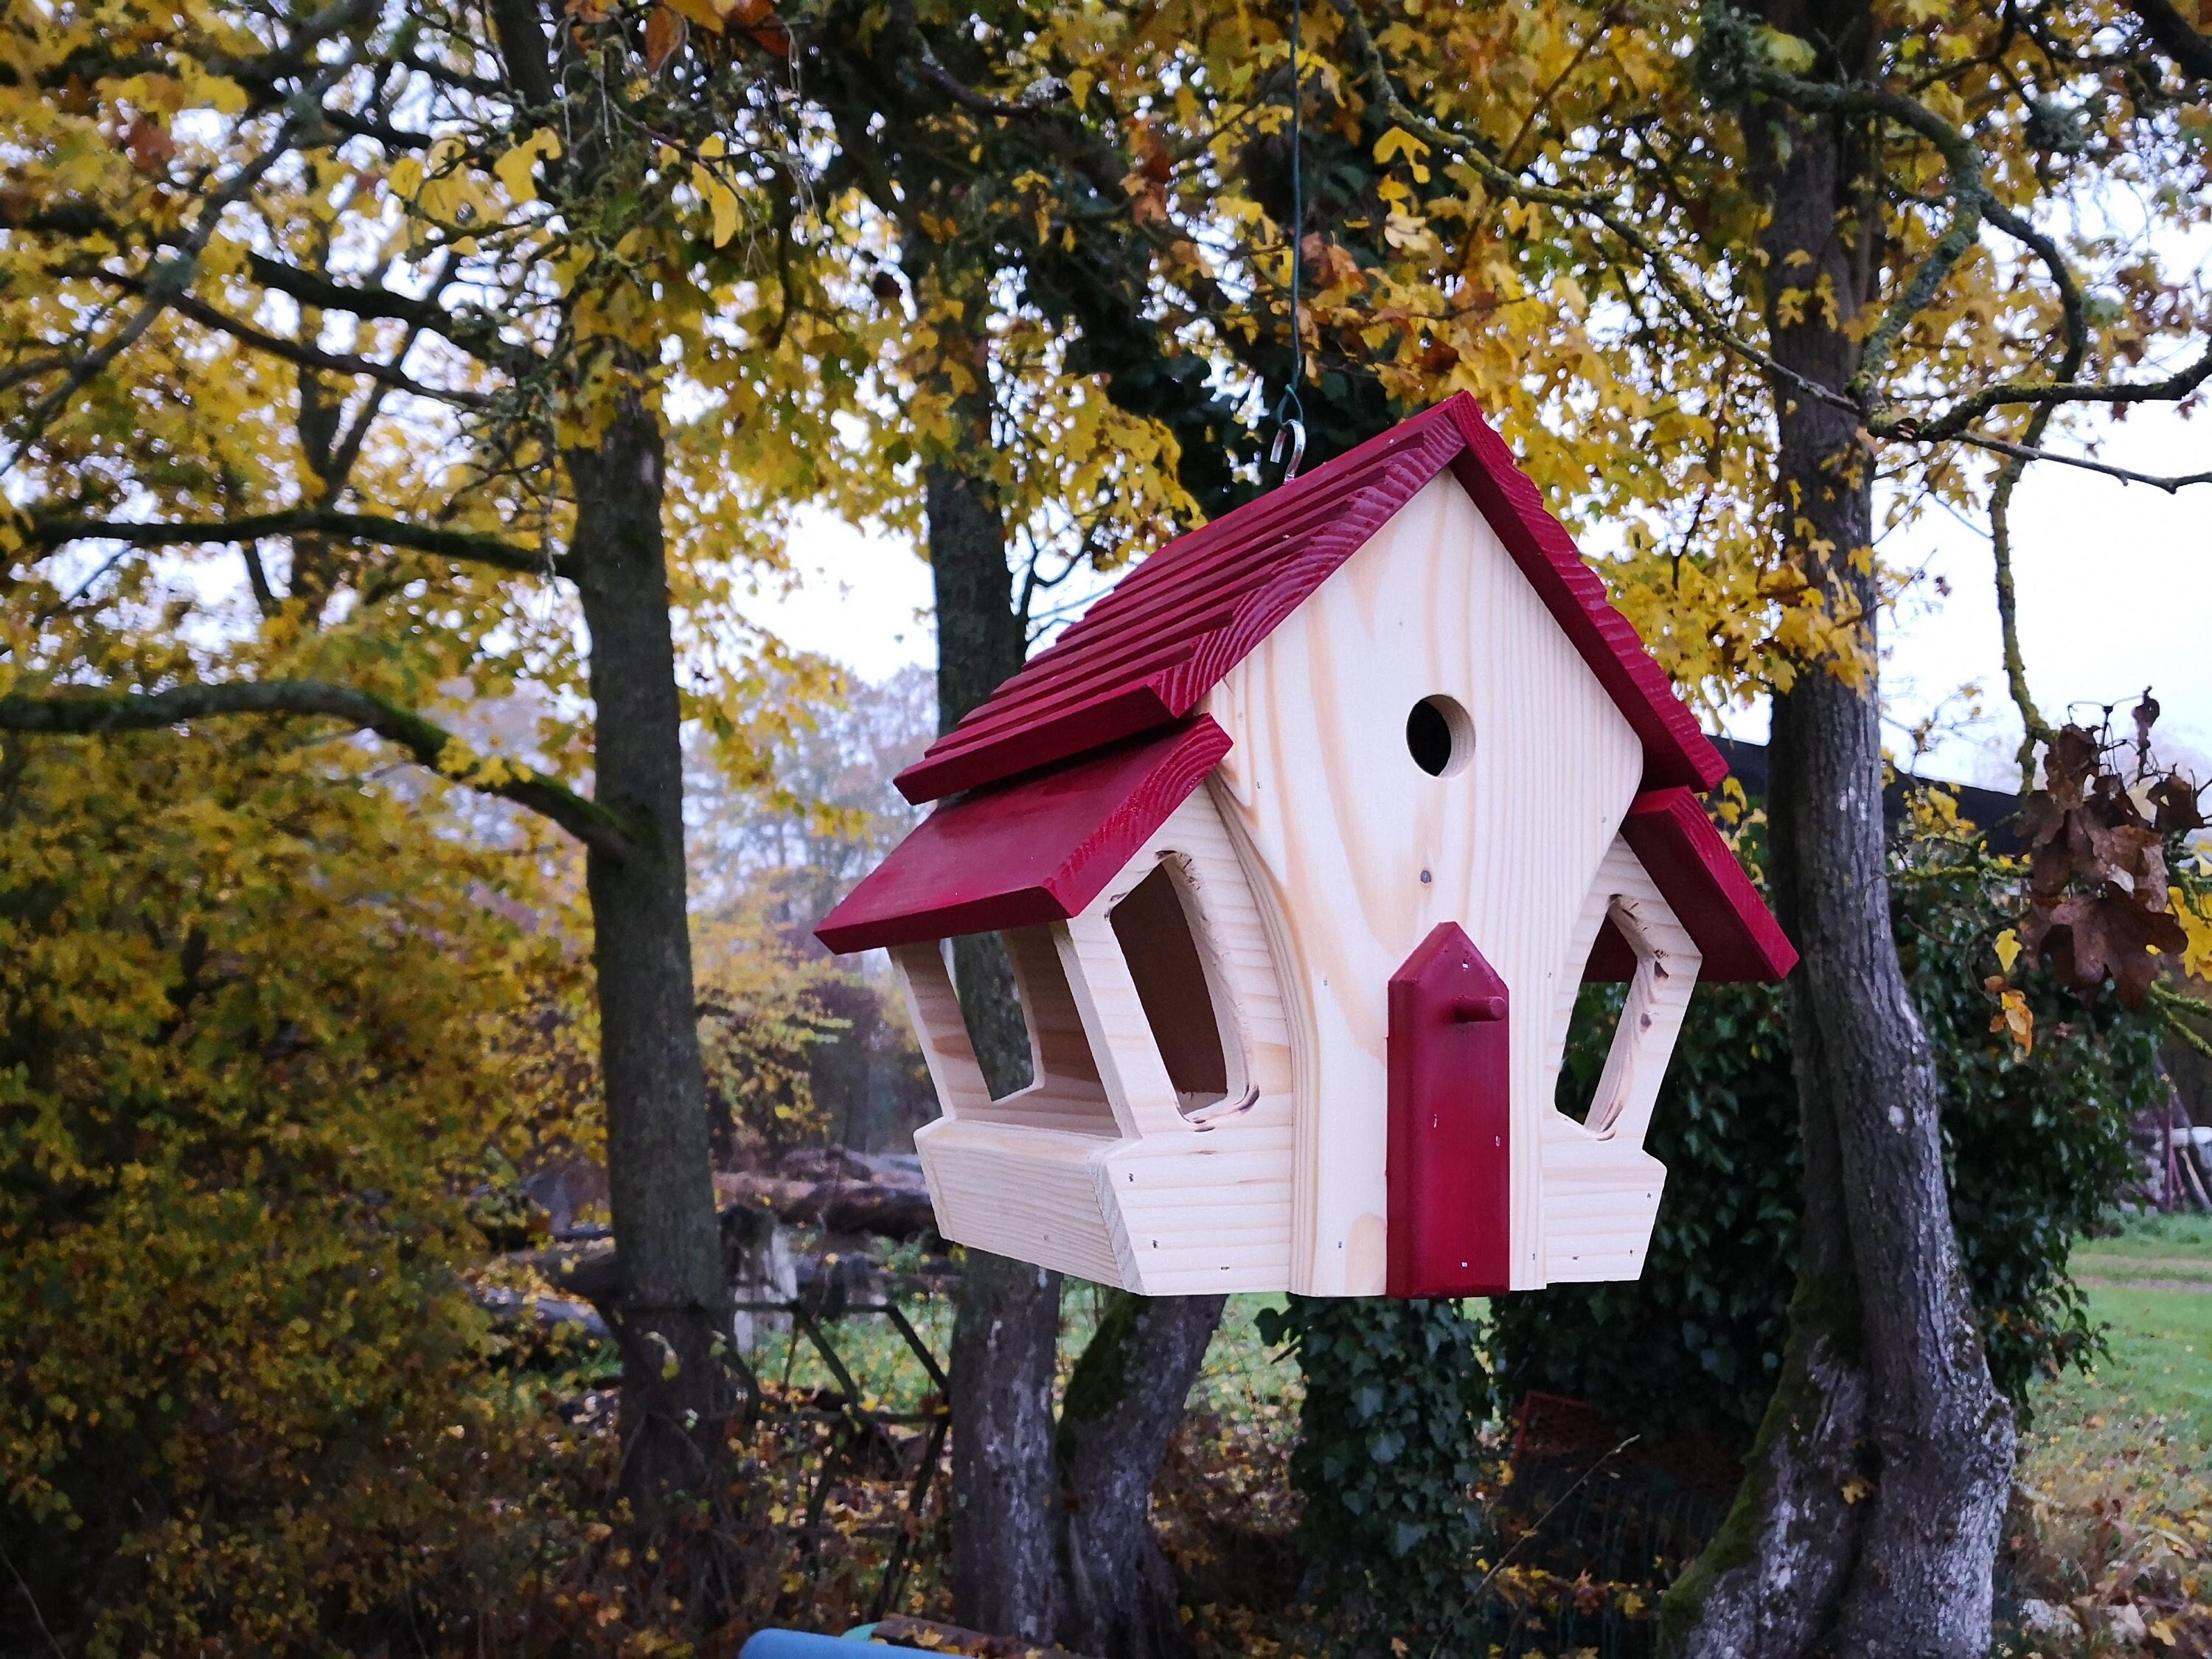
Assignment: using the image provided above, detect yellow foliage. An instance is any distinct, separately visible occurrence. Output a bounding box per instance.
[0,723,589,1651]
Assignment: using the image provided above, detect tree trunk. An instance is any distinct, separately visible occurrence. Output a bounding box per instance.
[566,400,740,1512]
[1668,4,2015,1649]
[1055,1293,1224,1659]
[925,452,1067,1640]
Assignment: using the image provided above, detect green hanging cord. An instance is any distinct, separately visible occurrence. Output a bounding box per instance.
[1269,0,1307,481]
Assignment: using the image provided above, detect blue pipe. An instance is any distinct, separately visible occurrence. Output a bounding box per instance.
[737,1630,880,1658]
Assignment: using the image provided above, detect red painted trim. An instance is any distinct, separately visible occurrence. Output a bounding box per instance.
[894,681,1182,806]
[815,718,1232,954]
[1387,922,1513,1298]
[894,394,1726,804]
[1618,789,1800,981]
[1439,400,1725,793]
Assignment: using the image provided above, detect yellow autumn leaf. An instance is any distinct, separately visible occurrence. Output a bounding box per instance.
[493,126,561,204]
[689,159,742,247]
[2173,887,2212,980]
[1994,928,2022,974]
[1374,126,1430,167]
[1756,24,1819,74]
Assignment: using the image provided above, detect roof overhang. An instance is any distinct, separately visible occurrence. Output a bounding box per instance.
[1583,788,1799,983]
[814,718,1231,955]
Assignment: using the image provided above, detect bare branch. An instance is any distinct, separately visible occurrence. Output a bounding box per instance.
[1944,426,2212,492]
[0,679,636,858]
[24,507,568,580]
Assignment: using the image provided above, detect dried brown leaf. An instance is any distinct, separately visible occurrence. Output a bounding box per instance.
[643,3,684,71]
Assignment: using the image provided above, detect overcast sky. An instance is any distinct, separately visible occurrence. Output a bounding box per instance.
[745,400,2208,794]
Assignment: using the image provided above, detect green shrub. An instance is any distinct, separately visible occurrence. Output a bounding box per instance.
[1492,815,2160,1443]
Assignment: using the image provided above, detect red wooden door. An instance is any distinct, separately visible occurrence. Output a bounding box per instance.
[1386,922,1512,1296]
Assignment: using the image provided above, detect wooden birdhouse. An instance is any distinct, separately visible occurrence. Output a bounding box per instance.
[815,396,1796,1298]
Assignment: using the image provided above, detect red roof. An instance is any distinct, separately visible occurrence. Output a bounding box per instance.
[894,394,1726,805]
[1582,789,1799,983]
[815,719,1231,955]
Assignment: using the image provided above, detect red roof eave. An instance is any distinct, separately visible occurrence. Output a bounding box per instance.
[1612,787,1798,983]
[815,718,1232,955]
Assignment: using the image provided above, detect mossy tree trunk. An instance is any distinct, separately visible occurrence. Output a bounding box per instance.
[1054,1293,1225,1659]
[919,327,1229,1657]
[924,437,1068,1642]
[1666,1,2015,1649]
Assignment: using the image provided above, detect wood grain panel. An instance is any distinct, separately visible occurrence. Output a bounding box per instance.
[915,1119,1125,1284]
[895,782,1303,1293]
[1208,473,1646,1293]
[1071,787,1300,1288]
[889,942,995,1121]
[1536,833,1698,1280]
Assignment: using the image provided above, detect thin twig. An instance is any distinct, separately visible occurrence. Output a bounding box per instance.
[0,1546,66,1659]
[1428,1432,1641,1659]
[1947,427,2212,493]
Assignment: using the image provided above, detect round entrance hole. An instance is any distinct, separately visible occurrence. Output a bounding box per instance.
[1405,695,1475,778]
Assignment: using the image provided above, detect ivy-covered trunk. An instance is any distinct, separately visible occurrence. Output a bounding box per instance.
[1666,1,2014,1648]
[566,399,742,1512]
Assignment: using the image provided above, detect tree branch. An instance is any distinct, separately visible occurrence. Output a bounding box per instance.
[1337,0,2212,480]
[1326,0,1863,421]
[243,255,540,377]
[78,269,491,410]
[1,47,361,480]
[1875,337,2212,443]
[0,679,636,858]
[25,507,568,580]
[2123,0,2212,81]
[878,0,1132,206]
[1941,426,2212,492]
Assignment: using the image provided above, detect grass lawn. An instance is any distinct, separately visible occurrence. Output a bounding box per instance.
[2003,1213,2212,1650]
[2035,1212,2212,1457]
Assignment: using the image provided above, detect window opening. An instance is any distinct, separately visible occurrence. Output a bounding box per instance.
[946,932,1035,1100]
[1406,695,1475,778]
[1556,915,1632,1126]
[1109,863,1234,1116]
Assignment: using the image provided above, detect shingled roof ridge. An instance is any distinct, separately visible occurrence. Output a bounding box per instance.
[893,394,1725,805]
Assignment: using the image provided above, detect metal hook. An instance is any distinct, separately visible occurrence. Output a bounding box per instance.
[1270,417,1307,483]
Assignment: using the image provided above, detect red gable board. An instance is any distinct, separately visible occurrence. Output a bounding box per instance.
[894,394,1726,806]
[815,719,1231,955]
[1582,789,1802,984]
